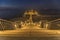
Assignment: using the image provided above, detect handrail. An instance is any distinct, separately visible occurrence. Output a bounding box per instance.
[47,19,60,23]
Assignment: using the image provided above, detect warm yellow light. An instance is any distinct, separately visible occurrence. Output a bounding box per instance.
[46,23,49,29]
[14,24,17,28]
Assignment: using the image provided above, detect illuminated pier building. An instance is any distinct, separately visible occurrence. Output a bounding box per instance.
[0,10,60,30]
[12,10,60,30]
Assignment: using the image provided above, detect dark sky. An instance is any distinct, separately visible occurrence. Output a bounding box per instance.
[0,0,60,19]
[0,0,60,9]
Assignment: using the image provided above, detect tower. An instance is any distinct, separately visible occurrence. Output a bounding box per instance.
[22,10,40,29]
[24,10,39,23]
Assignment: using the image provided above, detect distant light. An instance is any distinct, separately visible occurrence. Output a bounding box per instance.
[38,24,40,26]
[14,24,17,28]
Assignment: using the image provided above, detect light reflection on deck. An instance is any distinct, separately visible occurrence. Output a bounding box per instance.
[0,27,60,40]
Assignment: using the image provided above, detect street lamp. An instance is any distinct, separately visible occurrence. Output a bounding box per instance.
[46,23,49,29]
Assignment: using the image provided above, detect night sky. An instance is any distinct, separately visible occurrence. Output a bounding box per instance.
[0,0,60,8]
[0,0,60,19]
